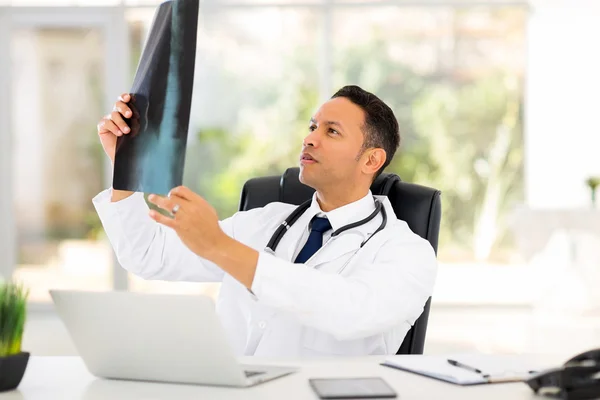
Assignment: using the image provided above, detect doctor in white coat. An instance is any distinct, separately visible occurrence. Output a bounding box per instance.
[93,85,437,358]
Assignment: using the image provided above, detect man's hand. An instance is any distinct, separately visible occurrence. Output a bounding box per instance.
[97,93,133,164]
[97,93,138,202]
[148,186,259,288]
[147,186,225,258]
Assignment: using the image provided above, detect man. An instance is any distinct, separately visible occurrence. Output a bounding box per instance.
[94,85,437,357]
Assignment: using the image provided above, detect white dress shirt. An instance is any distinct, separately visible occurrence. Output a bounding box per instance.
[290,192,372,261]
[93,188,437,357]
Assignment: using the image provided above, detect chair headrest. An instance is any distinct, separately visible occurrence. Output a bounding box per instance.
[371,171,401,196]
[280,167,401,203]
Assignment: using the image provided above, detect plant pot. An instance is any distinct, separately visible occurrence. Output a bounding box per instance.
[0,352,29,392]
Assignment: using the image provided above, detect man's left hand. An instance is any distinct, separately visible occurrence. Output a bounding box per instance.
[148,186,225,259]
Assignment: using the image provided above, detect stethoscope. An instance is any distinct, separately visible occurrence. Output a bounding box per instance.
[265,197,388,267]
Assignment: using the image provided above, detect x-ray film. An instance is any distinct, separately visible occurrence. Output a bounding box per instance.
[112,0,199,195]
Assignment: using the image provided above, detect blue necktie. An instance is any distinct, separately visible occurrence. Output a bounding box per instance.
[294,217,332,264]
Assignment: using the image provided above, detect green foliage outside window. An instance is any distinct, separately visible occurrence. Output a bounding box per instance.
[186,36,524,263]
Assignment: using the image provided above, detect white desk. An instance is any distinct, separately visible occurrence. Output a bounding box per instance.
[0,355,556,399]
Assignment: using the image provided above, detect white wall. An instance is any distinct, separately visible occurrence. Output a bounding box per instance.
[525,0,600,209]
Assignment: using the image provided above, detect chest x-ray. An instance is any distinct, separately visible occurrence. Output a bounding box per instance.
[112,0,198,195]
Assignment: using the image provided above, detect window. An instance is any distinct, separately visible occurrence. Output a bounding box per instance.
[10,27,112,301]
[331,7,526,263]
[2,2,527,301]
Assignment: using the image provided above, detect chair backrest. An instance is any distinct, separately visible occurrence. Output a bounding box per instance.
[239,167,441,354]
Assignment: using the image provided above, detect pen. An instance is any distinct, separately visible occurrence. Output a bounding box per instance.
[447,359,489,377]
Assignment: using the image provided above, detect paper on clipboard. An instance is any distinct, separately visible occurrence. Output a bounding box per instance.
[381,354,547,386]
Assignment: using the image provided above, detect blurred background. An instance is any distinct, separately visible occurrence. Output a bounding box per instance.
[1,0,600,359]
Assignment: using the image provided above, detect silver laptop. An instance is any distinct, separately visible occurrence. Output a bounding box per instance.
[49,289,296,387]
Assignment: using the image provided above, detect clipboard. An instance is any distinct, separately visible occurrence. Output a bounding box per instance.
[380,355,543,386]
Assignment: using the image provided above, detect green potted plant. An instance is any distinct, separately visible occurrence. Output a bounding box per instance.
[0,281,30,392]
[586,176,600,208]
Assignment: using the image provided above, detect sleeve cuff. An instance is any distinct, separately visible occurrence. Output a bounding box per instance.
[249,251,277,300]
[92,189,146,213]
[249,251,307,304]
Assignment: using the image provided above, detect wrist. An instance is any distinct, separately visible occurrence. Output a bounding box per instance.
[206,232,259,289]
[206,231,234,262]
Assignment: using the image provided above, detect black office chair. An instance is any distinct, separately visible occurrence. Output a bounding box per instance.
[238,167,441,355]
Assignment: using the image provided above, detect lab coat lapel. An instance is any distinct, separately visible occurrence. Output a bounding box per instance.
[275,210,314,263]
[307,197,393,271]
[307,229,366,271]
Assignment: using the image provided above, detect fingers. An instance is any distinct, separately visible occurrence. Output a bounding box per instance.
[148,194,185,215]
[97,117,124,137]
[110,110,131,135]
[149,210,178,229]
[113,101,133,119]
[118,93,132,103]
[97,92,134,137]
[168,186,200,202]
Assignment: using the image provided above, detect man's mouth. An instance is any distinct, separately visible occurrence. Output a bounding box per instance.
[300,153,317,164]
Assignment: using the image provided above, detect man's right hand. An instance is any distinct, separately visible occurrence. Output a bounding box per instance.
[97,93,133,164]
[98,93,136,202]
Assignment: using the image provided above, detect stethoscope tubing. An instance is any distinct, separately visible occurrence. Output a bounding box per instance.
[265,197,387,259]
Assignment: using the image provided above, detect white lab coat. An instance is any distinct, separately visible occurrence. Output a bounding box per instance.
[93,189,437,358]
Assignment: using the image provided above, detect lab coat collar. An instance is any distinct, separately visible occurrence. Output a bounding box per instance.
[375,195,396,224]
[306,192,395,271]
[306,190,376,232]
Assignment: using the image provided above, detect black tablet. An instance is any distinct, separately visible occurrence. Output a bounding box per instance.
[309,377,397,399]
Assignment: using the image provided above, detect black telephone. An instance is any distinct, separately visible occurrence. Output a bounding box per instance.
[526,348,600,399]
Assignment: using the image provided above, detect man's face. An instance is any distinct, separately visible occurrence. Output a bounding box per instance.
[299,97,366,190]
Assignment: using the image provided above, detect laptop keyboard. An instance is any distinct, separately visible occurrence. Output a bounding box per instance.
[245,370,265,378]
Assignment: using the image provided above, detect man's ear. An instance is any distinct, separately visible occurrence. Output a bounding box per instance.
[361,148,387,177]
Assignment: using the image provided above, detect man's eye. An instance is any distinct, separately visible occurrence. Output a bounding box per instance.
[329,128,339,135]
[309,125,317,132]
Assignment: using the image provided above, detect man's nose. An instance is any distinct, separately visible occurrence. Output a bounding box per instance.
[303,128,320,147]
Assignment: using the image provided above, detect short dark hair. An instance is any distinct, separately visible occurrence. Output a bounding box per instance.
[331,85,400,179]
